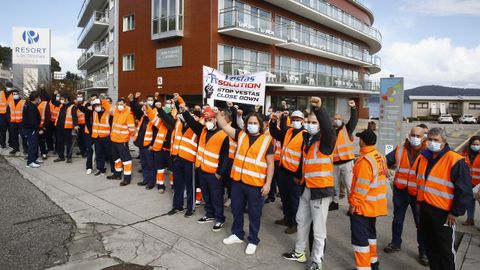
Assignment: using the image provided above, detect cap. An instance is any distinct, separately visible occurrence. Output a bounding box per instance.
[291,110,304,119]
[203,107,215,119]
[91,99,101,105]
[356,129,377,146]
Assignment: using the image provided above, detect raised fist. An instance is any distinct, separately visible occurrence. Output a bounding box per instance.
[237,109,243,116]
[226,101,233,108]
[310,97,322,108]
[135,92,141,99]
[127,93,134,101]
[348,100,356,108]
[155,101,162,108]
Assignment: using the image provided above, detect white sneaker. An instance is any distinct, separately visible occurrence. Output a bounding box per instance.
[223,234,243,245]
[27,162,41,168]
[86,169,92,175]
[35,159,44,164]
[224,198,231,207]
[245,243,257,255]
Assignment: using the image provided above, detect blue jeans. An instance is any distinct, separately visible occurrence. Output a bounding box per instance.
[25,129,38,164]
[466,186,478,220]
[391,186,425,254]
[231,180,264,245]
[199,170,225,223]
[172,158,194,211]
[139,147,155,186]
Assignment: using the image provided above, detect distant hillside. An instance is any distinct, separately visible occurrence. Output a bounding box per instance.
[404,85,480,102]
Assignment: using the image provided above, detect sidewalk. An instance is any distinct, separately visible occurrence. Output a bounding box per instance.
[3,148,479,270]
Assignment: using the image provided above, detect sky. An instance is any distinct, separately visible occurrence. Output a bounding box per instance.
[0,0,479,89]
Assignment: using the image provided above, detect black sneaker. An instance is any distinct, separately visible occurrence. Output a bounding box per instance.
[120,180,130,186]
[1,144,6,149]
[145,184,155,190]
[197,217,215,224]
[167,208,184,215]
[184,209,194,218]
[9,149,18,155]
[264,198,275,204]
[212,222,225,232]
[94,170,105,177]
[328,202,339,211]
[106,174,122,180]
[418,253,429,266]
[137,181,148,186]
[66,159,72,163]
[384,243,401,253]
[282,250,307,263]
[53,157,65,162]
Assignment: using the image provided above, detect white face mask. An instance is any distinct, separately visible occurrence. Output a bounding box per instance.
[205,121,215,131]
[306,123,320,135]
[13,94,19,100]
[178,114,185,122]
[94,106,102,112]
[247,124,259,134]
[292,120,302,130]
[334,119,343,127]
[77,97,83,102]
[409,136,422,147]
[55,96,60,101]
[117,105,125,111]
[147,100,154,107]
[60,100,66,105]
[427,141,442,152]
[471,145,480,152]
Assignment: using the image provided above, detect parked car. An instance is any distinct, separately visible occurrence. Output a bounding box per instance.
[438,114,454,124]
[459,114,477,124]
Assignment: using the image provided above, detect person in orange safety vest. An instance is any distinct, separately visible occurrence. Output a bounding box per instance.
[7,89,27,155]
[52,94,79,163]
[461,135,480,226]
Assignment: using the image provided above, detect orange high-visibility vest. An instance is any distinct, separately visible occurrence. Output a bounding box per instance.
[49,102,58,122]
[393,145,414,190]
[37,101,48,128]
[146,107,170,151]
[111,107,135,143]
[274,140,281,161]
[195,129,227,174]
[77,110,86,125]
[415,151,463,211]
[8,99,25,123]
[349,146,388,217]
[280,128,305,172]
[333,126,355,162]
[0,91,7,114]
[231,131,272,187]
[170,119,198,162]
[91,110,111,138]
[228,137,237,159]
[464,152,480,186]
[55,104,75,128]
[301,140,334,188]
[133,115,154,147]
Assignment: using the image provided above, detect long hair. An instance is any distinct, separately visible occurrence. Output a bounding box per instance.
[463,135,480,154]
[244,112,264,134]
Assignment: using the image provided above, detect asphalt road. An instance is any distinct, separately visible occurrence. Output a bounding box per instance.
[0,156,76,270]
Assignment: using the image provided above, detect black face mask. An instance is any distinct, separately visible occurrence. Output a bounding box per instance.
[193,111,202,117]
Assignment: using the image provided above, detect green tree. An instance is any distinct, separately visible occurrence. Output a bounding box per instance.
[0,45,12,68]
[50,57,61,73]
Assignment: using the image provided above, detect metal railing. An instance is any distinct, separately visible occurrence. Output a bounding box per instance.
[77,11,109,42]
[293,0,382,43]
[77,42,109,68]
[218,7,275,37]
[78,74,109,89]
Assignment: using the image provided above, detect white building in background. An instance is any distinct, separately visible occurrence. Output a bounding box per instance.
[77,0,118,100]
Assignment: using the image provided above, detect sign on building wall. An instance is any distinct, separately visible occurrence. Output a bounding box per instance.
[156,46,182,68]
[203,66,266,106]
[378,77,404,156]
[12,27,51,65]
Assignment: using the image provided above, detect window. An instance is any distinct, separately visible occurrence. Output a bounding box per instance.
[417,102,429,109]
[123,15,135,31]
[122,54,134,71]
[217,44,270,75]
[469,103,480,109]
[448,103,458,109]
[152,0,183,38]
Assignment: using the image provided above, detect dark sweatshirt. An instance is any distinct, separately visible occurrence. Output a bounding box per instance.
[298,106,337,200]
[334,106,358,165]
[414,145,474,217]
[52,100,78,129]
[269,117,304,175]
[130,99,154,148]
[182,111,229,176]
[22,101,41,131]
[77,104,93,134]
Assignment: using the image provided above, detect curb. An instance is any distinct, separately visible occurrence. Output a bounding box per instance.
[456,234,472,270]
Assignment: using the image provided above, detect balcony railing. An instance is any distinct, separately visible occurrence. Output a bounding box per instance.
[218,7,276,37]
[77,0,89,19]
[276,24,378,65]
[78,74,109,90]
[77,42,109,68]
[293,0,381,43]
[218,60,379,92]
[77,11,109,42]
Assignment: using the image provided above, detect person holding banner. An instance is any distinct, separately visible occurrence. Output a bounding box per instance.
[215,106,274,255]
[282,97,336,270]
[383,126,428,266]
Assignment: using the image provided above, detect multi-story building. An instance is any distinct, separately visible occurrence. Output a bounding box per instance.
[77,0,118,100]
[95,0,381,118]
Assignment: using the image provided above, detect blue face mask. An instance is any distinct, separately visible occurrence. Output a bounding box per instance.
[427,141,442,152]
[471,145,480,152]
[247,124,259,134]
[306,123,319,135]
[409,137,422,147]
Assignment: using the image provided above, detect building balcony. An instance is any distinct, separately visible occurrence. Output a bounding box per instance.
[152,14,184,40]
[77,42,109,70]
[78,74,109,90]
[77,0,108,27]
[275,25,381,74]
[264,0,382,53]
[218,7,285,45]
[77,11,109,49]
[218,60,379,94]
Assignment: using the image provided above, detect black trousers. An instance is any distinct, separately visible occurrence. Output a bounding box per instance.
[9,122,27,152]
[56,128,73,159]
[77,124,86,154]
[420,204,455,270]
[0,114,7,147]
[46,122,55,151]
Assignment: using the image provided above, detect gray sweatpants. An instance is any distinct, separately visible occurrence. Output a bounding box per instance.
[295,188,331,266]
[333,160,354,203]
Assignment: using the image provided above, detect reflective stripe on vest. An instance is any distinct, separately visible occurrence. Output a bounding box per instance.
[195,129,227,173]
[333,126,355,162]
[77,110,86,125]
[229,138,237,159]
[8,99,25,123]
[280,128,305,172]
[0,91,7,114]
[464,152,480,186]
[171,120,198,162]
[301,140,334,188]
[37,101,48,128]
[92,110,110,138]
